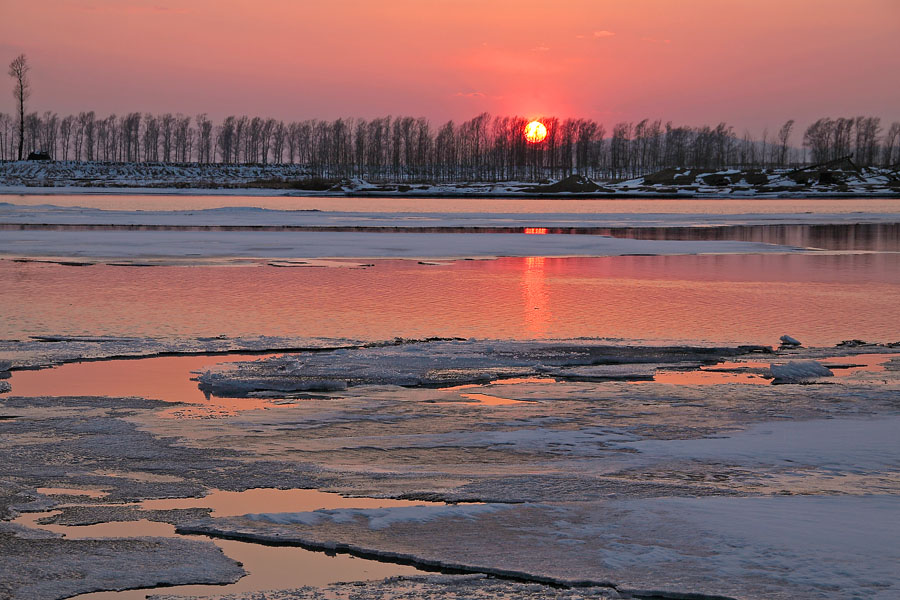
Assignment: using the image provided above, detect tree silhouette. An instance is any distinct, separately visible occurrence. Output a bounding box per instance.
[8,54,30,160]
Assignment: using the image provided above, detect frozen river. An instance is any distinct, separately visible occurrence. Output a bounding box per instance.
[1,194,899,600]
[2,194,899,346]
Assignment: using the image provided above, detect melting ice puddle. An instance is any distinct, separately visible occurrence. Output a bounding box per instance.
[443,377,556,405]
[820,353,895,375]
[36,487,110,499]
[16,511,175,539]
[459,392,529,406]
[441,377,557,392]
[140,487,438,516]
[6,353,296,418]
[645,354,895,386]
[652,365,772,386]
[18,488,437,599]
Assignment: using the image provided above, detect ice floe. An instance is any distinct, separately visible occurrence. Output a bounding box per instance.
[196,339,769,397]
[769,360,833,383]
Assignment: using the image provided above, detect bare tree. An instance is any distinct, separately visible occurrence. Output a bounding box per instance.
[79,111,95,160]
[854,117,881,166]
[11,104,900,178]
[196,114,213,163]
[271,121,286,164]
[803,118,832,163]
[776,120,795,166]
[883,122,900,167]
[59,115,74,160]
[160,113,175,162]
[8,54,30,160]
[0,113,10,159]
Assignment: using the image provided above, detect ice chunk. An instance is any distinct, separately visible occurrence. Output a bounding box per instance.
[769,360,833,383]
[195,340,768,397]
[548,364,658,381]
[0,360,11,389]
[779,335,802,346]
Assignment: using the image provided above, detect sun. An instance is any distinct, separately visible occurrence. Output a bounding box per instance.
[524,120,547,143]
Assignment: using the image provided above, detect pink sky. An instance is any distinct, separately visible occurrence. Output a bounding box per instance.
[3,0,899,133]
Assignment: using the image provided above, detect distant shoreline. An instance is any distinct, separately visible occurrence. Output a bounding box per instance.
[2,160,898,199]
[2,186,899,200]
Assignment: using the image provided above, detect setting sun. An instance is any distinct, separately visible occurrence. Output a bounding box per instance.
[524,120,548,143]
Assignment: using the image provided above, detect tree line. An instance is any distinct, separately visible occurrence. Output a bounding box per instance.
[6,56,899,181]
[3,110,897,181]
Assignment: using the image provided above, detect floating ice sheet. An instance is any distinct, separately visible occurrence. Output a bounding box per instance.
[196,339,768,397]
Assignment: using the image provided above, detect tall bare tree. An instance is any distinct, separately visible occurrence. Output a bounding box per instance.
[776,120,795,166]
[883,122,900,167]
[8,54,30,160]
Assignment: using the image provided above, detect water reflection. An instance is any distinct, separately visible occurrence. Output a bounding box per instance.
[139,487,441,515]
[646,354,894,386]
[16,488,429,600]
[459,393,528,405]
[522,256,550,336]
[603,223,900,251]
[3,254,899,346]
[7,354,283,418]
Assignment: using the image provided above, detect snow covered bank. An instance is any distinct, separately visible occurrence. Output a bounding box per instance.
[2,161,898,198]
[0,161,314,190]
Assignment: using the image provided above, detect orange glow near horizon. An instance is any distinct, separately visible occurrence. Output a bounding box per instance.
[2,1,898,131]
[524,121,548,143]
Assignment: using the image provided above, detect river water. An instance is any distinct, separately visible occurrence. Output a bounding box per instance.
[2,195,899,346]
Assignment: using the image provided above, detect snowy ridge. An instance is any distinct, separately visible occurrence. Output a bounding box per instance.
[0,160,314,189]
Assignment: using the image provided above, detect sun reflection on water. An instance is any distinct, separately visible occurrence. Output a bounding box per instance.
[522,256,551,336]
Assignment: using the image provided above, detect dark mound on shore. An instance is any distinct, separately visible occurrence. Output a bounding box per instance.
[642,168,698,185]
[525,174,601,193]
